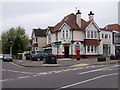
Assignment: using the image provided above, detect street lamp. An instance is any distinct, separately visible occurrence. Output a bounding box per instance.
[10,41,14,56]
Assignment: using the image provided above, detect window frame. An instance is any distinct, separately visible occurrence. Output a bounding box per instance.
[61,29,70,38]
[85,30,98,39]
[85,46,97,54]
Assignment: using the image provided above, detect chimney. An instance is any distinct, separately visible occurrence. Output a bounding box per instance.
[88,11,94,21]
[76,10,81,27]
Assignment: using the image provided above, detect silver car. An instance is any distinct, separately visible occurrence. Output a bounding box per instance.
[0,54,3,60]
[3,54,13,62]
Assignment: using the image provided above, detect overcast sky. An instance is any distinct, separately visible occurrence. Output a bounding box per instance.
[0,0,119,38]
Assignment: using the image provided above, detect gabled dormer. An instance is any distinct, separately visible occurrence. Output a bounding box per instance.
[85,20,100,40]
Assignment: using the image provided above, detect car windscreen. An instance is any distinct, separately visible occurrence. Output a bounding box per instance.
[4,54,11,57]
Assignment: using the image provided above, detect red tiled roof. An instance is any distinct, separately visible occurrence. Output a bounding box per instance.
[100,28,113,32]
[104,24,120,32]
[48,26,54,33]
[84,39,99,46]
[51,13,93,33]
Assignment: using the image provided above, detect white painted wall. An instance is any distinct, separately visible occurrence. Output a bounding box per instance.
[100,30,113,55]
[73,30,84,41]
[86,23,98,31]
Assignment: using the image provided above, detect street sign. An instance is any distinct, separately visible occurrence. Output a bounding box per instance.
[52,41,61,48]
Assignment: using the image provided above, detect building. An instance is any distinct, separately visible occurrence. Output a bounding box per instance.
[105,24,120,56]
[45,10,110,58]
[99,28,113,56]
[31,28,47,53]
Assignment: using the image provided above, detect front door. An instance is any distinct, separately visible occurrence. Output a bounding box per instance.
[103,44,110,56]
[64,46,69,58]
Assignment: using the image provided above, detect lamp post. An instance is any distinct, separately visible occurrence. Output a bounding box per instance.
[10,41,14,56]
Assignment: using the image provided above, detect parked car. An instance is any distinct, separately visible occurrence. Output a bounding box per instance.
[3,54,13,62]
[25,51,41,60]
[31,52,56,61]
[0,54,3,60]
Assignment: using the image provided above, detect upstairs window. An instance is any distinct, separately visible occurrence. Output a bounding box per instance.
[63,30,65,38]
[102,34,104,39]
[61,29,69,38]
[91,31,93,38]
[36,37,38,43]
[66,30,68,38]
[48,34,51,43]
[87,31,90,38]
[105,34,108,39]
[94,31,97,38]
[85,31,98,39]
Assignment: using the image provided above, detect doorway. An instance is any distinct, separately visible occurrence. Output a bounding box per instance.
[103,44,110,56]
[64,46,69,58]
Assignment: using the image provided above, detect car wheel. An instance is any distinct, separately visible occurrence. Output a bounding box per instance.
[37,58,40,61]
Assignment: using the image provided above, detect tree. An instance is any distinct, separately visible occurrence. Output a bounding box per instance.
[2,26,29,55]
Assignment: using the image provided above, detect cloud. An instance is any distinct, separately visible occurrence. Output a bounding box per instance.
[1,2,118,38]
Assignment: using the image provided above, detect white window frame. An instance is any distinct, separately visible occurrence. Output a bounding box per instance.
[85,46,97,54]
[85,31,98,39]
[48,34,51,43]
[61,29,70,38]
[36,37,38,43]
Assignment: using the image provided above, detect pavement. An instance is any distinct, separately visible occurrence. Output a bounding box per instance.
[12,57,120,67]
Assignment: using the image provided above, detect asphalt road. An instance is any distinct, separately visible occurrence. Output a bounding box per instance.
[1,60,120,89]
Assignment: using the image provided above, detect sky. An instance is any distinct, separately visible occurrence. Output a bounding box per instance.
[0,0,119,38]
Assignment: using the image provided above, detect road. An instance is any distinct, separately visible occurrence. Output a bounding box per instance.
[1,60,120,89]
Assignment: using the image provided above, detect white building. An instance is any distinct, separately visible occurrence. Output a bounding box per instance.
[43,10,114,58]
[99,28,113,56]
[104,24,120,56]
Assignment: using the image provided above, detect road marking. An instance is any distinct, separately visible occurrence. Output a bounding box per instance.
[57,73,118,89]
[0,79,13,82]
[33,74,40,77]
[18,76,30,79]
[91,66,96,68]
[102,68,120,71]
[71,63,89,67]
[9,62,25,68]
[78,65,119,75]
[2,69,35,74]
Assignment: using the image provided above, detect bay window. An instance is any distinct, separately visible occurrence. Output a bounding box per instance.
[85,46,97,54]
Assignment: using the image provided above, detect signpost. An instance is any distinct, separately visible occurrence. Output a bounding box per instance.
[52,41,61,48]
[52,41,61,58]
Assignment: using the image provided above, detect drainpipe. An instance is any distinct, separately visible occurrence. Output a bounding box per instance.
[71,29,73,59]
[56,31,58,58]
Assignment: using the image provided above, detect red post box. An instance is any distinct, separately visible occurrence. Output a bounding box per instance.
[76,49,80,60]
